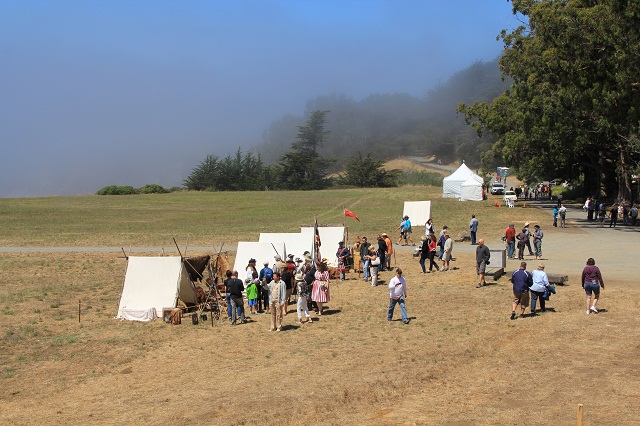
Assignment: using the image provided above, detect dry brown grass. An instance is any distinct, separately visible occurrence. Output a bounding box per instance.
[1,244,639,425]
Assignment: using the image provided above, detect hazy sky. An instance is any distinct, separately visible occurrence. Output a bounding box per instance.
[0,0,518,198]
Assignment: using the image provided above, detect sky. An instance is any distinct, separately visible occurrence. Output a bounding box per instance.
[0,0,519,198]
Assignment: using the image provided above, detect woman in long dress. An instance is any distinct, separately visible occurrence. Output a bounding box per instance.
[352,237,362,273]
[311,260,330,315]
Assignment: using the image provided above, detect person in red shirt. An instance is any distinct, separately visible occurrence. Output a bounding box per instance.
[504,224,516,259]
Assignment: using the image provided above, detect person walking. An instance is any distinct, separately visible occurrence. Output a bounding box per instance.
[530,263,550,315]
[267,272,287,331]
[559,204,567,228]
[311,260,331,315]
[552,206,558,227]
[469,214,478,245]
[533,224,543,260]
[609,204,618,228]
[294,273,312,324]
[441,232,453,271]
[425,218,435,238]
[581,258,605,314]
[475,239,491,288]
[227,271,247,326]
[387,268,410,324]
[510,261,532,320]
[419,235,429,274]
[505,224,516,259]
[427,233,440,272]
[396,216,408,246]
[631,204,638,226]
[376,234,387,272]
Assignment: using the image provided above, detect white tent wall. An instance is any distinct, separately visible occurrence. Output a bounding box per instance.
[232,241,286,276]
[402,201,431,226]
[300,226,345,267]
[442,163,483,198]
[258,232,310,262]
[460,175,484,201]
[116,256,196,322]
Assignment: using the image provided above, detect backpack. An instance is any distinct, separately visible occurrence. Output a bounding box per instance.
[262,267,273,283]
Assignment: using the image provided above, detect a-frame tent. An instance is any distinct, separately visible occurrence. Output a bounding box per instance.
[116,256,197,322]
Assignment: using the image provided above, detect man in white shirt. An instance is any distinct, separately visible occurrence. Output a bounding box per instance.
[387,268,410,324]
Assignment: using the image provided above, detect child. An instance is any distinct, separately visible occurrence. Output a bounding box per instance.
[246,277,260,315]
[295,273,312,324]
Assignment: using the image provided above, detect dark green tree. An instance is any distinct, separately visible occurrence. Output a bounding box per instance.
[336,152,399,187]
[276,110,336,190]
[458,0,640,201]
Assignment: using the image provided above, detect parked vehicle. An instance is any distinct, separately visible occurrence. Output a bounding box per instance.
[491,183,505,195]
[503,190,517,201]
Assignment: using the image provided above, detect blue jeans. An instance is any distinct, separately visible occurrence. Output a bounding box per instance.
[419,257,427,273]
[507,241,515,258]
[362,259,370,280]
[226,294,243,319]
[387,297,408,322]
[470,231,476,245]
[530,290,545,313]
[534,240,542,257]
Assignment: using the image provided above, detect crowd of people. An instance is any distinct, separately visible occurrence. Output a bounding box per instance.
[583,197,639,227]
[215,203,610,330]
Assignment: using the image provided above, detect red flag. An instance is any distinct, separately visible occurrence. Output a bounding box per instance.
[344,208,360,222]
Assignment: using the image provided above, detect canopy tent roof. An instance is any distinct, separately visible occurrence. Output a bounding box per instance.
[443,163,484,198]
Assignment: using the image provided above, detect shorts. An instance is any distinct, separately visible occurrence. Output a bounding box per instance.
[476,260,487,274]
[247,299,257,307]
[443,251,452,261]
[584,283,600,297]
[513,291,530,307]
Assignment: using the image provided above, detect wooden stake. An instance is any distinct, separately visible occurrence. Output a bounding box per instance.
[78,299,81,323]
[577,403,583,426]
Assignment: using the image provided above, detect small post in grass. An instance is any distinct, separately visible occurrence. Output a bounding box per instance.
[78,299,81,323]
[577,403,583,426]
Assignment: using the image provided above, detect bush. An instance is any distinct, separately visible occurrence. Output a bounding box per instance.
[95,185,139,195]
[139,184,168,194]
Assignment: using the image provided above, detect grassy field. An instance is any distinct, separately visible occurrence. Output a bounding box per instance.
[1,188,637,425]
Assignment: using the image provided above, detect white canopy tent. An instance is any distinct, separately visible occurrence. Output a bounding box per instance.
[116,256,197,322]
[460,175,484,201]
[232,241,285,277]
[402,201,431,226]
[442,163,484,199]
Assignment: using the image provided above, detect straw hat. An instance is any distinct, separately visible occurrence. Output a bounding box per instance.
[537,263,545,270]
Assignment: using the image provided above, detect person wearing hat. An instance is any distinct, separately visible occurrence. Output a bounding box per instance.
[441,232,453,271]
[294,257,305,275]
[533,224,544,260]
[294,272,312,324]
[336,241,351,280]
[246,259,258,284]
[352,237,362,274]
[523,222,534,256]
[530,263,551,315]
[273,255,286,275]
[382,232,393,270]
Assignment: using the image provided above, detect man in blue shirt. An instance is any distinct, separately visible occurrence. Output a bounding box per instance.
[469,214,478,245]
[510,261,532,320]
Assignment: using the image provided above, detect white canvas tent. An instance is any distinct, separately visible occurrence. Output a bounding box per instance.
[232,241,286,277]
[442,163,483,198]
[116,256,197,322]
[460,175,484,201]
[402,201,431,226]
[300,226,345,267]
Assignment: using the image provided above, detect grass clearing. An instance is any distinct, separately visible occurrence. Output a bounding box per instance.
[0,188,637,424]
